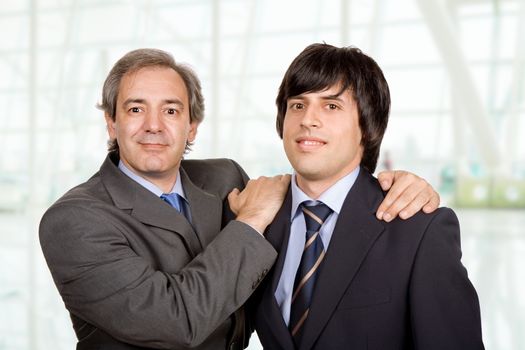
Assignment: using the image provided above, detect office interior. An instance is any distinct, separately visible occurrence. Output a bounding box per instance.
[0,0,524,349]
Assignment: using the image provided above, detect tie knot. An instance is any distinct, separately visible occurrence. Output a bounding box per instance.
[301,202,333,232]
[160,193,183,212]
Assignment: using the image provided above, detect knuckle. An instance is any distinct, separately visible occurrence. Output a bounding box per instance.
[423,185,433,195]
[388,201,402,211]
[398,190,410,200]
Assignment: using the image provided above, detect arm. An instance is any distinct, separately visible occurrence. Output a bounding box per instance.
[409,208,484,349]
[40,206,276,349]
[39,166,289,348]
[376,170,440,222]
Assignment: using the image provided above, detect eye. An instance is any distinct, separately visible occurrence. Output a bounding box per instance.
[328,103,338,110]
[165,107,181,116]
[130,106,141,113]
[290,103,304,110]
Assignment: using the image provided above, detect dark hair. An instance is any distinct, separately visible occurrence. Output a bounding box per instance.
[276,43,390,173]
[98,48,204,153]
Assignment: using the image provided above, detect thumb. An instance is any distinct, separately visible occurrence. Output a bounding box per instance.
[227,188,241,215]
[228,188,240,203]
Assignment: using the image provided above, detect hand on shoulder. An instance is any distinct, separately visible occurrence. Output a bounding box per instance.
[228,174,291,234]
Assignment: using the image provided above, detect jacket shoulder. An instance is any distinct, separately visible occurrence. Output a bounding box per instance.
[181,158,249,195]
[182,158,245,177]
[52,171,110,205]
[400,206,458,228]
[41,171,114,229]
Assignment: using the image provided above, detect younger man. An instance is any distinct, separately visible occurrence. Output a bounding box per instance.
[253,43,484,349]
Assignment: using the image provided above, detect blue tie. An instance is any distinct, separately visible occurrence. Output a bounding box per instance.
[160,193,183,213]
[289,202,333,346]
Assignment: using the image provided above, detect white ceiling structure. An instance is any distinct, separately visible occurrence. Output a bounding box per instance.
[0,0,523,349]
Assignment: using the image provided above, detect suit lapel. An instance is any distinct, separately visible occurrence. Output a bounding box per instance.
[100,154,202,256]
[179,166,222,249]
[259,189,295,350]
[300,171,386,350]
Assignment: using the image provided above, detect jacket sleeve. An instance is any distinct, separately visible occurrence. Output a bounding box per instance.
[409,208,484,349]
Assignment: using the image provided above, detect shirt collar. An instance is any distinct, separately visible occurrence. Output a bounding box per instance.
[118,160,187,200]
[290,166,360,221]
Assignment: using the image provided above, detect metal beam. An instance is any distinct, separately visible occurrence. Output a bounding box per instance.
[504,0,525,169]
[211,0,220,156]
[340,0,350,44]
[28,1,38,348]
[231,0,258,158]
[417,0,500,171]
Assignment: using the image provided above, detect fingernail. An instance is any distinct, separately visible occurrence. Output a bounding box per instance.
[400,211,407,219]
[381,181,389,188]
[376,211,383,219]
[383,213,392,222]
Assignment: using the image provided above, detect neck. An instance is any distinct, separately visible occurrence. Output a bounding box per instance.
[145,173,178,193]
[120,159,179,194]
[295,176,337,199]
[295,166,359,199]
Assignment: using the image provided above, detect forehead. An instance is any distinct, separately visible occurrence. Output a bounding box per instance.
[118,66,188,103]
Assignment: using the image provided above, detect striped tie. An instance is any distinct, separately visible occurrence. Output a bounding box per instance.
[289,202,333,345]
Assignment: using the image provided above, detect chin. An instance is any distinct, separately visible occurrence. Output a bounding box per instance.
[294,166,325,181]
[142,157,168,172]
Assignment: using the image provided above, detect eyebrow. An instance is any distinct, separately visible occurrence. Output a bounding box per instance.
[123,98,185,108]
[288,94,345,102]
[321,95,344,102]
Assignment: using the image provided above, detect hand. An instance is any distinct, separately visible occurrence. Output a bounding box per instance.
[376,170,440,222]
[228,174,291,234]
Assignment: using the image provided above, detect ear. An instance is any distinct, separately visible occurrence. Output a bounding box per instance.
[104,113,117,140]
[187,121,200,143]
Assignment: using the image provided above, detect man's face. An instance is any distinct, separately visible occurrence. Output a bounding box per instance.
[282,85,363,194]
[105,66,198,181]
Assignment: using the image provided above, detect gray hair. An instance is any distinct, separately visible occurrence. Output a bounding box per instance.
[98,48,204,152]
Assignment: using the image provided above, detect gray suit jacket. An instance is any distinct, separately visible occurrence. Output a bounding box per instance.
[40,152,277,350]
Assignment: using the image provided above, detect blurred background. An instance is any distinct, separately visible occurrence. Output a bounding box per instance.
[0,0,524,349]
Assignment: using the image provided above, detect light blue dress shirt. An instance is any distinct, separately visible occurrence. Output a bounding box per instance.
[274,166,360,326]
[118,161,191,221]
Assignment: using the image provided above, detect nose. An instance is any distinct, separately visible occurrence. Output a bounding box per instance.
[143,109,163,133]
[300,105,321,128]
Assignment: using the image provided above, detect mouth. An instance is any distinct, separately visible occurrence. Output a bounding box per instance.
[295,137,327,150]
[139,142,168,149]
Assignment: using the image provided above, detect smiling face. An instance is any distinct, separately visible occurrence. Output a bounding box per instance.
[282,84,363,198]
[105,66,199,189]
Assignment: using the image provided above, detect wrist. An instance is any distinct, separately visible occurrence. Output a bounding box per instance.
[236,214,268,235]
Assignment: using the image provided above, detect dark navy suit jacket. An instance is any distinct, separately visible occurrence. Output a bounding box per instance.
[252,170,484,350]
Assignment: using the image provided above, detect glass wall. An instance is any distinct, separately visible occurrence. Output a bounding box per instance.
[1,0,524,349]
